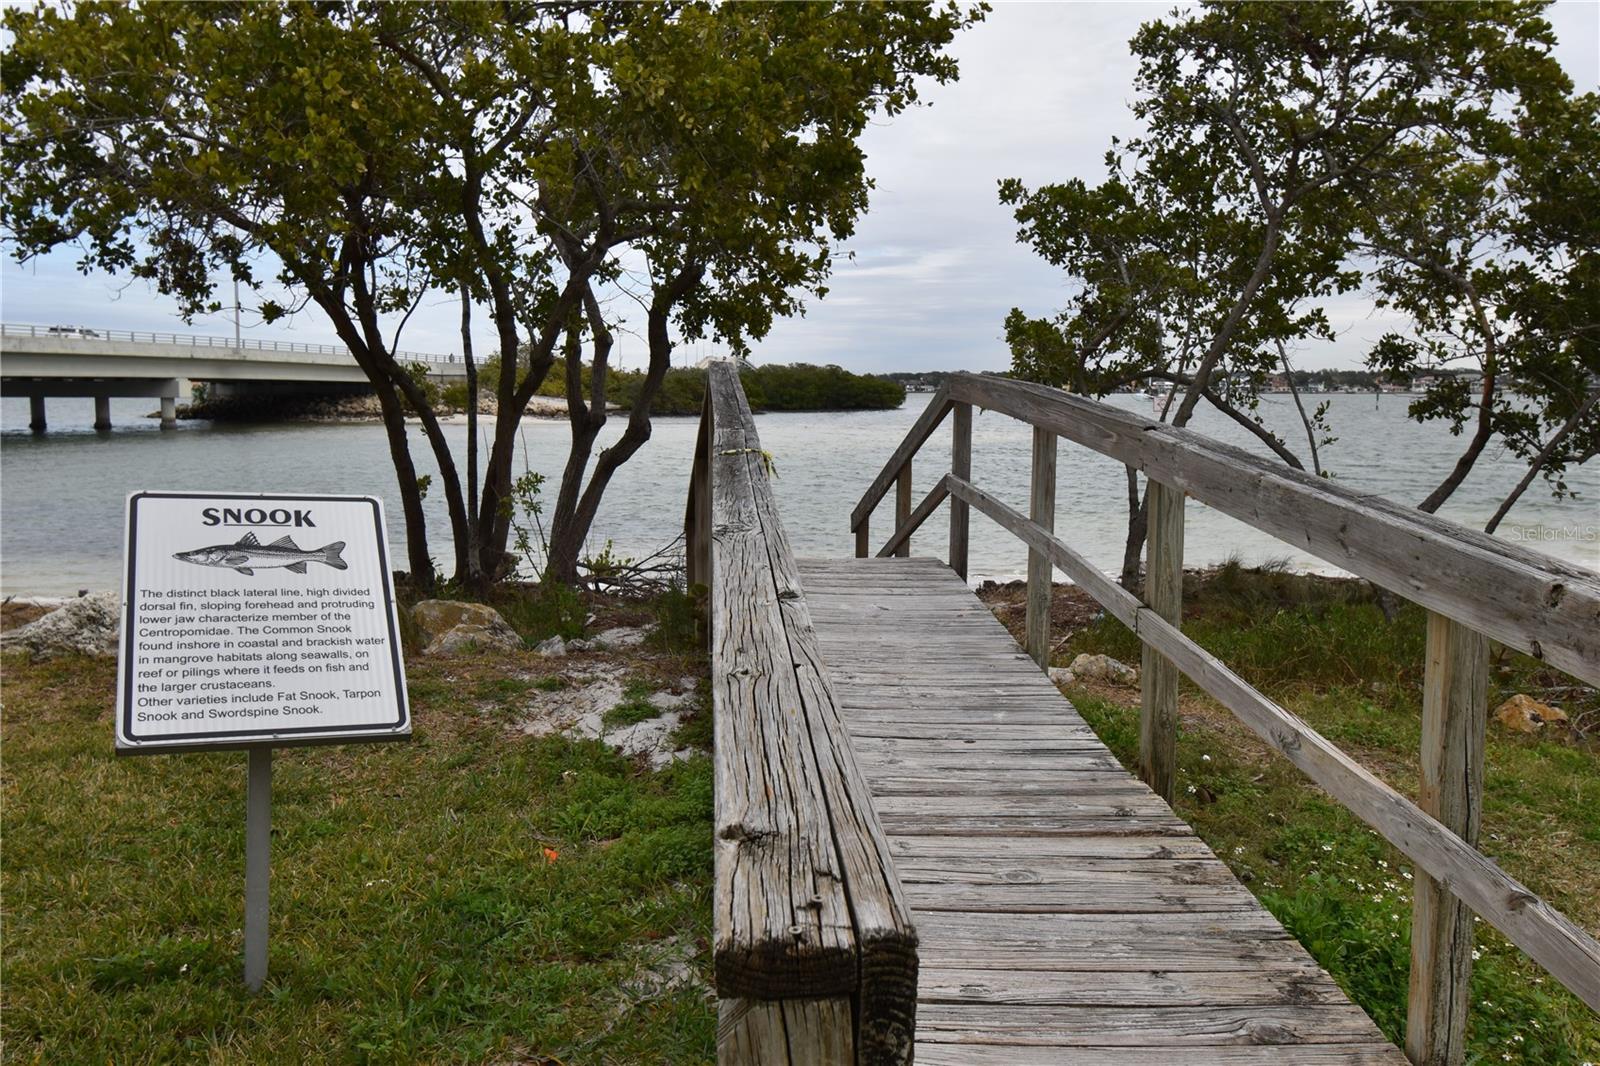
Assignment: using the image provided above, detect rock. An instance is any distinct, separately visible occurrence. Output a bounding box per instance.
[589,626,649,651]
[1068,653,1138,686]
[534,635,567,657]
[1047,667,1077,687]
[519,666,696,769]
[412,600,522,657]
[1493,694,1569,734]
[0,592,120,660]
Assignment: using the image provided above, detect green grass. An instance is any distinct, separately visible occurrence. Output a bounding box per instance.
[1,649,715,1064]
[1050,563,1600,1065]
[603,679,666,730]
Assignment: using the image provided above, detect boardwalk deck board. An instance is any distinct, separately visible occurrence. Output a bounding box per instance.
[798,556,1407,1064]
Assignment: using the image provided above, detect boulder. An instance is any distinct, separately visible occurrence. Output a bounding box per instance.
[1493,694,1569,734]
[1068,653,1139,686]
[412,600,522,657]
[589,625,649,651]
[0,592,121,660]
[534,635,568,657]
[1047,667,1077,687]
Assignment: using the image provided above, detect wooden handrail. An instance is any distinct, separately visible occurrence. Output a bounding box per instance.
[944,373,1600,687]
[688,362,919,1065]
[849,383,953,535]
[849,377,1600,1056]
[942,473,1600,1012]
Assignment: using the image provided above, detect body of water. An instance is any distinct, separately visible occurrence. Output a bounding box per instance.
[2,392,1595,595]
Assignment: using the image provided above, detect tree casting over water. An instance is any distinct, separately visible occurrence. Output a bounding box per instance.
[1,0,981,590]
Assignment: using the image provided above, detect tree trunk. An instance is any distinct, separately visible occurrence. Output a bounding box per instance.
[1120,467,1149,591]
[460,290,485,591]
[544,267,702,585]
[1485,391,1600,534]
[1418,370,1497,514]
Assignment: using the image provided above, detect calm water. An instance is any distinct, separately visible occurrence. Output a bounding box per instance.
[2,392,1596,595]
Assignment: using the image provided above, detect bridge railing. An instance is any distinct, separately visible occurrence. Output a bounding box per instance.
[688,362,918,1065]
[0,321,456,366]
[851,372,1600,1064]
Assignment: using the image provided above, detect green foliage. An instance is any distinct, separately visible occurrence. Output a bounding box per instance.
[602,680,664,730]
[649,582,704,654]
[1000,0,1594,497]
[0,0,980,587]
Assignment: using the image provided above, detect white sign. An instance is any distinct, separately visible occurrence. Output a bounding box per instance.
[116,492,411,753]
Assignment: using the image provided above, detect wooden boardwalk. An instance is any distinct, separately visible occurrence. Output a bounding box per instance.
[799,555,1408,1065]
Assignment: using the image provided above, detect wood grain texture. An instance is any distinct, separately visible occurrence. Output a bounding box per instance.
[705,365,916,1064]
[947,372,1600,687]
[1407,612,1489,1066]
[949,402,972,580]
[1026,428,1056,667]
[1141,477,1184,802]
[850,385,952,533]
[893,462,913,558]
[940,475,1600,1011]
[800,556,1405,1062]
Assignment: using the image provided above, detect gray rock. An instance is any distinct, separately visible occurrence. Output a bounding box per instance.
[589,625,649,651]
[412,600,523,656]
[1068,652,1138,686]
[423,623,523,657]
[1,592,121,660]
[534,635,568,657]
[1047,667,1077,687]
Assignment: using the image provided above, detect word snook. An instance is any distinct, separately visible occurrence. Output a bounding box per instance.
[116,491,411,753]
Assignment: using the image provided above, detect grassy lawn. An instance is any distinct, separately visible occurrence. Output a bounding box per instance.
[984,561,1600,1065]
[1,593,716,1064]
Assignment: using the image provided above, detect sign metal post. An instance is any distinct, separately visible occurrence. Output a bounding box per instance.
[244,746,272,991]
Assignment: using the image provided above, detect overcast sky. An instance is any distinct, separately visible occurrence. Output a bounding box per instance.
[3,1,1596,374]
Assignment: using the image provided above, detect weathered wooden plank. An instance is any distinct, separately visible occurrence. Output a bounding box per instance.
[706,368,918,1063]
[1026,428,1056,666]
[939,477,1600,1010]
[893,461,913,558]
[902,880,1261,914]
[718,997,855,1064]
[885,832,1218,862]
[1407,612,1489,1066]
[877,480,949,560]
[1141,477,1183,802]
[893,854,1240,886]
[850,384,952,533]
[949,401,972,580]
[915,1047,1408,1066]
[916,965,1343,1007]
[947,372,1600,687]
[915,1003,1387,1046]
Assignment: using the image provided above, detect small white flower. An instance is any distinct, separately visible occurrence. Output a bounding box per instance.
[1321,844,1333,852]
[1186,784,1197,795]
[1201,754,1212,762]
[1377,860,1388,868]
[1402,871,1413,880]
[1513,1035,1523,1043]
[1472,949,1482,961]
[1232,846,1245,856]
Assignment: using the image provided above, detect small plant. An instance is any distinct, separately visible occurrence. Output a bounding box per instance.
[506,468,549,579]
[649,580,703,653]
[602,680,663,730]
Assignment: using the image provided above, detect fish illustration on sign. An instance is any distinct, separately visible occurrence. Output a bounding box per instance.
[173,532,347,576]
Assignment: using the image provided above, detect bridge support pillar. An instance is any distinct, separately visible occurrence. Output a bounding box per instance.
[29,396,46,434]
[93,395,112,431]
[160,394,177,428]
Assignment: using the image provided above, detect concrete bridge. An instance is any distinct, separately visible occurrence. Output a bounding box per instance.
[0,322,466,431]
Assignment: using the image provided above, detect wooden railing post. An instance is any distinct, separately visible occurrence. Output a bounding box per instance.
[1025,428,1056,666]
[855,520,869,559]
[1407,612,1488,1066]
[894,461,912,558]
[949,403,971,580]
[1140,479,1184,803]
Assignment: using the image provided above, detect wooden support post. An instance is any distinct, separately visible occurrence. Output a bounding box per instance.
[1025,427,1056,667]
[855,520,869,559]
[1140,479,1184,802]
[894,461,912,558]
[949,403,972,581]
[1407,612,1488,1066]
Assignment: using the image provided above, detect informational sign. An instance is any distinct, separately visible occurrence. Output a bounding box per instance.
[116,491,411,753]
